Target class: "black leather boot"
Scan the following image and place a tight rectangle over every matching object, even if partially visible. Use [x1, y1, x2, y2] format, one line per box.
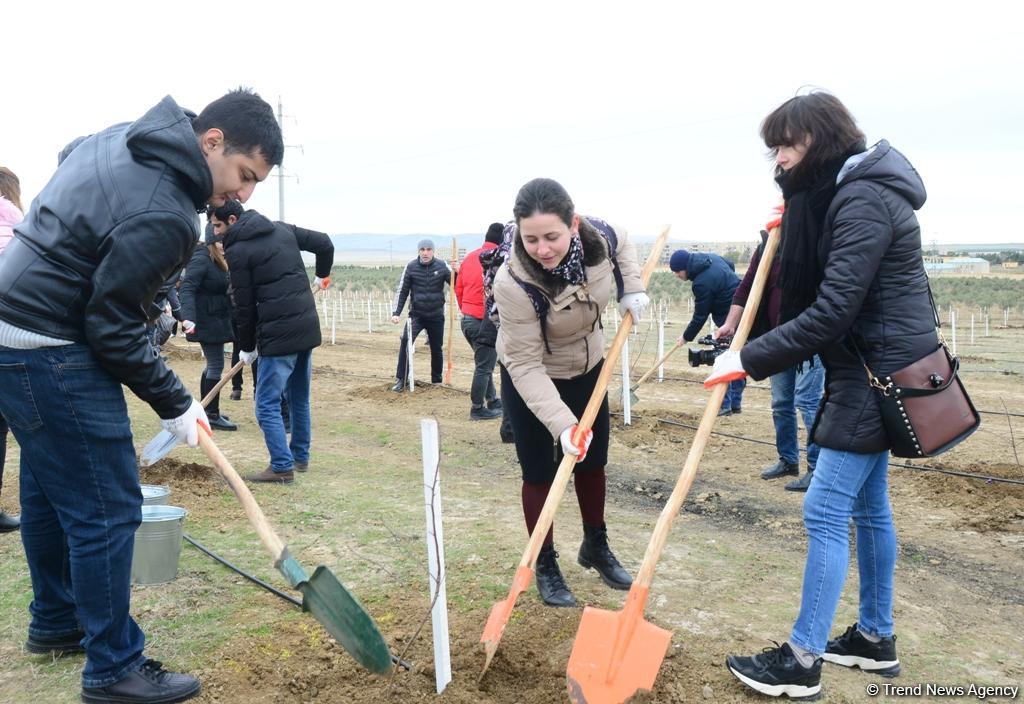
[80, 659, 201, 704]
[0, 510, 20, 533]
[535, 545, 576, 607]
[578, 523, 632, 590]
[202, 376, 237, 431]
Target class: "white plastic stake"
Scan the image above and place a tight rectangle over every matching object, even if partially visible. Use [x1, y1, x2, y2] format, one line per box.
[971, 315, 975, 345]
[420, 418, 452, 694]
[331, 300, 337, 345]
[621, 336, 632, 426]
[367, 299, 373, 333]
[951, 310, 957, 356]
[986, 314, 990, 337]
[406, 318, 415, 392]
[657, 319, 666, 382]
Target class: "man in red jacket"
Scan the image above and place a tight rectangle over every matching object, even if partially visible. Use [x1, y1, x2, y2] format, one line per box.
[455, 223, 504, 420]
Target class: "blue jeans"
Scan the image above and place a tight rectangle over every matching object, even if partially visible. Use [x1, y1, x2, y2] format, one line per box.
[769, 357, 824, 468]
[791, 447, 896, 654]
[722, 378, 746, 412]
[256, 350, 312, 472]
[0, 344, 146, 687]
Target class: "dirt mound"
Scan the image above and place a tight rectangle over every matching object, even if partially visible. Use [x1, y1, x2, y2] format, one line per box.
[893, 462, 1024, 533]
[346, 382, 470, 406]
[138, 457, 229, 520]
[193, 596, 731, 703]
[610, 411, 701, 451]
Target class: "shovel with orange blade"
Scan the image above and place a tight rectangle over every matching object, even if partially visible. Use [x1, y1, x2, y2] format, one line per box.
[566, 226, 781, 703]
[480, 224, 671, 677]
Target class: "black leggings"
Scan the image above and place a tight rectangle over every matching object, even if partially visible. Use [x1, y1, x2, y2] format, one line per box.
[0, 413, 7, 495]
[200, 342, 226, 379]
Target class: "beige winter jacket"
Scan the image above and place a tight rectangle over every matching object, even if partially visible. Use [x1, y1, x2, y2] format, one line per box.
[495, 221, 644, 438]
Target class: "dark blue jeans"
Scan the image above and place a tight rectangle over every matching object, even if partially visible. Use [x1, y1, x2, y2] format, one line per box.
[255, 350, 312, 472]
[769, 356, 825, 468]
[0, 344, 146, 687]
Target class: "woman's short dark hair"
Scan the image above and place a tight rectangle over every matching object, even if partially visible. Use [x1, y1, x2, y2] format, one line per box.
[513, 178, 574, 226]
[194, 87, 284, 166]
[761, 91, 866, 183]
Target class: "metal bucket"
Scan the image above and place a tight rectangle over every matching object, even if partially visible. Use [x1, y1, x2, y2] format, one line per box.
[141, 484, 171, 506]
[131, 505, 187, 585]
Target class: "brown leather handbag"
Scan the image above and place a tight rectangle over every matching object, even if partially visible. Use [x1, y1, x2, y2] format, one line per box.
[861, 342, 981, 457]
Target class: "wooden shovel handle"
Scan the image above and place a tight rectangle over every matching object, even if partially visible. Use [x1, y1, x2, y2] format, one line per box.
[196, 428, 287, 561]
[199, 361, 246, 408]
[634, 226, 781, 589]
[445, 236, 458, 384]
[632, 341, 683, 388]
[519, 225, 672, 569]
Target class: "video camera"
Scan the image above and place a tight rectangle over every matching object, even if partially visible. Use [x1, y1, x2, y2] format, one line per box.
[688, 334, 733, 367]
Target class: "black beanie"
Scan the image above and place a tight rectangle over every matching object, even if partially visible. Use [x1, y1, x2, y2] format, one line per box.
[485, 222, 504, 244]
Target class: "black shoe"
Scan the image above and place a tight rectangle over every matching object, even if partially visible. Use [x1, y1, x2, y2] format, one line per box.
[245, 466, 295, 484]
[81, 659, 201, 704]
[717, 408, 732, 417]
[391, 380, 406, 392]
[785, 470, 814, 492]
[578, 523, 632, 590]
[0, 510, 20, 533]
[229, 388, 242, 401]
[731, 407, 742, 414]
[535, 545, 576, 607]
[487, 398, 502, 411]
[823, 623, 900, 677]
[25, 629, 85, 656]
[207, 414, 237, 432]
[727, 642, 822, 700]
[469, 406, 502, 420]
[761, 459, 800, 480]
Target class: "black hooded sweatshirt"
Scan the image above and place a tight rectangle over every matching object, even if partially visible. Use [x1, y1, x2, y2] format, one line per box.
[0, 96, 211, 418]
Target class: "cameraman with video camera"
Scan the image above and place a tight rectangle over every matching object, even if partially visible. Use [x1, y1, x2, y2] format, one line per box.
[670, 249, 745, 416]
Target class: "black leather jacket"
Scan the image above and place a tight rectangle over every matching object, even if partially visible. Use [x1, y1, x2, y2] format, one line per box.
[0, 96, 211, 418]
[742, 141, 935, 453]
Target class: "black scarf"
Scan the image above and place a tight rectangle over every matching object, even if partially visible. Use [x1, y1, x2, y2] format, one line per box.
[776, 147, 863, 324]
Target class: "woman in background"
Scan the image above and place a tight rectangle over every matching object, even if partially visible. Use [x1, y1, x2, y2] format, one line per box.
[0, 167, 23, 531]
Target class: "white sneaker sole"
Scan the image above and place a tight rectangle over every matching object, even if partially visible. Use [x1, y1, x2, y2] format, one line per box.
[729, 664, 821, 699]
[822, 653, 900, 674]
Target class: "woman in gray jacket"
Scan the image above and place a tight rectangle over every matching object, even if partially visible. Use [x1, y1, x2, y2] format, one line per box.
[493, 178, 649, 607]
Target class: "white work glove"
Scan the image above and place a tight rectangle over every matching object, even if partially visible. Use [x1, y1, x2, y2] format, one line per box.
[559, 424, 594, 462]
[391, 315, 401, 325]
[313, 276, 331, 291]
[703, 350, 747, 388]
[239, 349, 258, 365]
[181, 320, 196, 334]
[160, 398, 210, 448]
[618, 292, 650, 323]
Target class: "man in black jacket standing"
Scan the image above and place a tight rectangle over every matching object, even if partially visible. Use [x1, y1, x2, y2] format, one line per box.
[217, 203, 334, 484]
[390, 239, 451, 391]
[0, 89, 282, 704]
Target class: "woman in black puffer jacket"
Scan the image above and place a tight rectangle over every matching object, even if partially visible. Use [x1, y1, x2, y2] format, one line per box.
[179, 225, 238, 431]
[710, 92, 934, 699]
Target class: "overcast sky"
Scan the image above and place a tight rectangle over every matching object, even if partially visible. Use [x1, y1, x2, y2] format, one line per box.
[4, 1, 1021, 245]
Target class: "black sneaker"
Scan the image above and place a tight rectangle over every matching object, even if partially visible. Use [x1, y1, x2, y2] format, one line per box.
[727, 642, 822, 700]
[785, 471, 814, 492]
[823, 623, 900, 677]
[469, 406, 501, 420]
[761, 460, 800, 480]
[391, 380, 406, 392]
[487, 398, 502, 411]
[81, 659, 200, 704]
[229, 388, 242, 401]
[25, 629, 85, 656]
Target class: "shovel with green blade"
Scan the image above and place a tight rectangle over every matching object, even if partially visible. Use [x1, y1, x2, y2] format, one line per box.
[196, 426, 393, 674]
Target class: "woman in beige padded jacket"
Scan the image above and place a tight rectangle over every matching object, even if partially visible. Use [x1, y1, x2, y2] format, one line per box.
[492, 177, 649, 607]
